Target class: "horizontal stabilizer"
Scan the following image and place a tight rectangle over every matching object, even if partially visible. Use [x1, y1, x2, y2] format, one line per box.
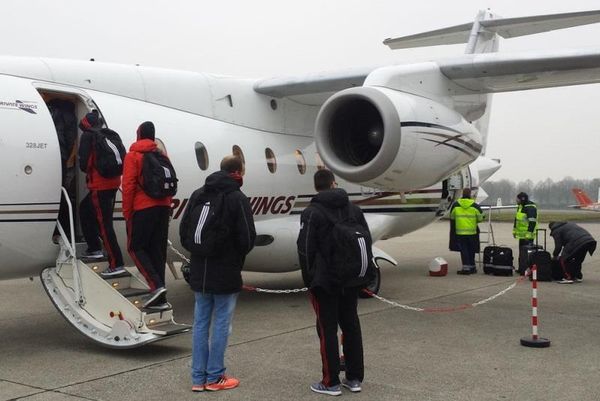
[384, 9, 600, 49]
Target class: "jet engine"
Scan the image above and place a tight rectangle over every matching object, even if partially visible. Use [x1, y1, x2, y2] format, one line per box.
[314, 86, 482, 192]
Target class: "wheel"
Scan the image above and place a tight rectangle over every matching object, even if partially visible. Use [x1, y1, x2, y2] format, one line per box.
[359, 266, 381, 298]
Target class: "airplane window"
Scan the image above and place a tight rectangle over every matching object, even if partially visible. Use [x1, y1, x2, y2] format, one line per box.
[155, 137, 167, 155]
[195, 142, 209, 171]
[315, 152, 326, 170]
[265, 148, 277, 173]
[232, 145, 245, 165]
[295, 150, 306, 175]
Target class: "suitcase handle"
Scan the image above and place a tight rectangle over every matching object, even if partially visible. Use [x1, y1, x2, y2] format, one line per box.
[535, 228, 547, 250]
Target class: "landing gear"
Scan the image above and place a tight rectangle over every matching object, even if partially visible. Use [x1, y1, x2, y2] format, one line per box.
[359, 266, 381, 298]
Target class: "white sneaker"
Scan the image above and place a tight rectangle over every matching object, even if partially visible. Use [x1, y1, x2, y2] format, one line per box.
[557, 278, 574, 284]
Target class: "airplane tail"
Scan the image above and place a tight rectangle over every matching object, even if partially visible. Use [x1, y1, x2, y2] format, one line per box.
[572, 188, 594, 206]
[384, 9, 600, 154]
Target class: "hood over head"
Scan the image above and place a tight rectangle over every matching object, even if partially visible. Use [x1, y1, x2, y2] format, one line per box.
[312, 188, 349, 209]
[204, 170, 241, 193]
[129, 138, 158, 153]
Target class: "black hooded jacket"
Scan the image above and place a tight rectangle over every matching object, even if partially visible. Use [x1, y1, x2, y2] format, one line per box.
[180, 171, 256, 294]
[549, 222, 597, 260]
[297, 188, 371, 292]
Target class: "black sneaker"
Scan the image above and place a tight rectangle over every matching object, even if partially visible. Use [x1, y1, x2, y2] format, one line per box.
[100, 266, 131, 278]
[457, 269, 472, 275]
[143, 287, 167, 308]
[82, 249, 104, 259]
[147, 302, 172, 311]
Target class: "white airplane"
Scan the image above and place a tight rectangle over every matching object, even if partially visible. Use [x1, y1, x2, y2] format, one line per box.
[2, 9, 600, 348]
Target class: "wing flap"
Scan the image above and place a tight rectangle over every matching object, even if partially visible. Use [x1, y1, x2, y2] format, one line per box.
[440, 49, 600, 93]
[253, 67, 371, 98]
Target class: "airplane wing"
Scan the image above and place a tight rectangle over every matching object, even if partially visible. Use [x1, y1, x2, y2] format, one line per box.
[255, 49, 600, 98]
[255, 9, 600, 99]
[438, 49, 600, 93]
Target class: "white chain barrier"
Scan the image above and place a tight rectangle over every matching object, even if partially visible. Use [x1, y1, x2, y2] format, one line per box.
[168, 240, 527, 313]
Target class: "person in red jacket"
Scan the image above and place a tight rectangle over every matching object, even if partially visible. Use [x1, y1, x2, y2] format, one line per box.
[122, 121, 172, 310]
[78, 110, 125, 277]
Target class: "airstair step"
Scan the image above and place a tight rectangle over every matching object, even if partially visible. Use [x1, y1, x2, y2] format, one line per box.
[119, 288, 150, 298]
[146, 321, 191, 336]
[81, 255, 108, 263]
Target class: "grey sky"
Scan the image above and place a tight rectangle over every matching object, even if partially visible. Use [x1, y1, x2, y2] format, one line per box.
[3, 0, 600, 182]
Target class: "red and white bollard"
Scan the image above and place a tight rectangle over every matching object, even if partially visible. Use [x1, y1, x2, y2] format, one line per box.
[520, 264, 551, 348]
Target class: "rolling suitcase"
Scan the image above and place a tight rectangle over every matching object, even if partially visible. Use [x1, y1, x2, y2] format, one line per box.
[525, 229, 553, 282]
[483, 246, 514, 276]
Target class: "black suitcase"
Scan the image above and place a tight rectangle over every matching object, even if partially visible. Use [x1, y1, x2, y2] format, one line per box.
[483, 246, 514, 276]
[529, 250, 553, 281]
[525, 229, 553, 282]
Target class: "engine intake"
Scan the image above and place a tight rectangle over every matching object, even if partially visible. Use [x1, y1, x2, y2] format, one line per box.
[315, 86, 481, 192]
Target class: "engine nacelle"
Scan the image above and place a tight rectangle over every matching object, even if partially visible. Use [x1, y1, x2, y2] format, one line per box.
[314, 87, 482, 192]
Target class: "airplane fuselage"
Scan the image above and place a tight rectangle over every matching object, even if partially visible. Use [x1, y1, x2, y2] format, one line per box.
[0, 59, 474, 280]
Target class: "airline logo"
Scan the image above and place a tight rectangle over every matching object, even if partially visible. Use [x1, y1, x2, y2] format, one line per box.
[0, 100, 38, 114]
[170, 196, 297, 219]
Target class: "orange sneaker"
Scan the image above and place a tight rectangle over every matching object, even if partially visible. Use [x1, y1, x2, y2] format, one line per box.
[191, 384, 205, 392]
[205, 375, 240, 391]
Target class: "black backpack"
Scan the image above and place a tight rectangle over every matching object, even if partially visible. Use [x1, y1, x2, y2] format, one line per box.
[179, 187, 231, 256]
[141, 151, 178, 198]
[314, 204, 375, 287]
[94, 128, 126, 178]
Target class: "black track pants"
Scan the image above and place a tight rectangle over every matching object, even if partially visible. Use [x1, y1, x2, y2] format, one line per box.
[127, 206, 170, 291]
[80, 189, 124, 269]
[309, 287, 364, 387]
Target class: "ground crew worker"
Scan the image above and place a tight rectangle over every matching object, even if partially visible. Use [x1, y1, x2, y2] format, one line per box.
[513, 192, 538, 274]
[449, 188, 483, 275]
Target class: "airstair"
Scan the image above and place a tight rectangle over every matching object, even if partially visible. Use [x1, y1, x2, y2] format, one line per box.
[40, 188, 190, 348]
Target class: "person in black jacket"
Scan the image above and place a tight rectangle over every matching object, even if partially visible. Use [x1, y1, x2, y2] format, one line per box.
[297, 169, 371, 396]
[180, 155, 256, 393]
[549, 221, 597, 283]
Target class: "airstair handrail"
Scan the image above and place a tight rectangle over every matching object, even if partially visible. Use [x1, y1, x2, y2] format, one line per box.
[58, 186, 77, 258]
[56, 187, 85, 305]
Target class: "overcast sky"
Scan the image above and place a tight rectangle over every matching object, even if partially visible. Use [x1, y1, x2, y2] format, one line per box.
[3, 0, 600, 182]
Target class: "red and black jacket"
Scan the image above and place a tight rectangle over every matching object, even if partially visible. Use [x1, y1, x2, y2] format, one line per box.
[121, 139, 172, 220]
[78, 128, 121, 190]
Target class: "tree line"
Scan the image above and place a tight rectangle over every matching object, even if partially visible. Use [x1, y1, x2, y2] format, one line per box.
[480, 178, 600, 209]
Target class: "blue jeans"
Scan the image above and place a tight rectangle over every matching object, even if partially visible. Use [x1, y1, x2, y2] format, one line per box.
[191, 292, 239, 385]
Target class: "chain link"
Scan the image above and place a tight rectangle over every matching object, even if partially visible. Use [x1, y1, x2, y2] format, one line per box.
[167, 240, 307, 293]
[364, 275, 527, 313]
[167, 240, 526, 311]
[244, 285, 309, 294]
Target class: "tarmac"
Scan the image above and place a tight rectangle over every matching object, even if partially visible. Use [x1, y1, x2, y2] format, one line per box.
[1, 221, 600, 401]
